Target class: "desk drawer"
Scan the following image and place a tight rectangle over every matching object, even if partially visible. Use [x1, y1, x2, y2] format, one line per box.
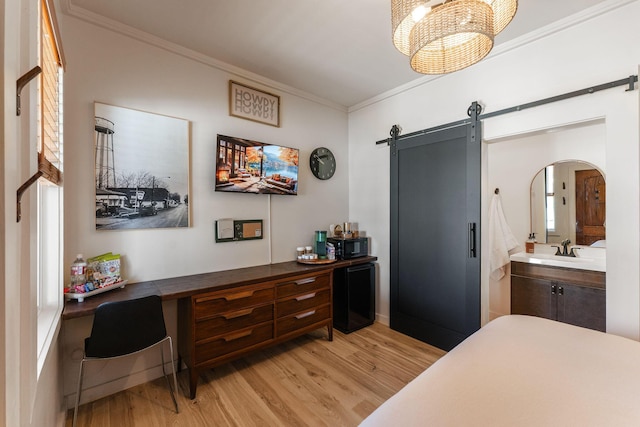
[195, 322, 273, 364]
[277, 288, 330, 318]
[276, 272, 331, 300]
[195, 303, 274, 342]
[194, 284, 274, 320]
[277, 304, 330, 337]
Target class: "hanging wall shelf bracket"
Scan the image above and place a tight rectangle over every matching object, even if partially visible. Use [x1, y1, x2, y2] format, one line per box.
[16, 66, 44, 222]
[17, 170, 43, 222]
[16, 66, 42, 116]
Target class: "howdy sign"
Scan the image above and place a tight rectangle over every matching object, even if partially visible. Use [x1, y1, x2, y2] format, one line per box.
[229, 81, 280, 127]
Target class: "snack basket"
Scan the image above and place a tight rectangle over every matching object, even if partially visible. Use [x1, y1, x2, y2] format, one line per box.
[65, 280, 128, 303]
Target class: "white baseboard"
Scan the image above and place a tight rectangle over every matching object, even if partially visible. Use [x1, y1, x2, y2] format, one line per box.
[376, 313, 390, 326]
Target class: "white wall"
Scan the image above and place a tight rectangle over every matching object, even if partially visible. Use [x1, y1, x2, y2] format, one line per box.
[1, 1, 22, 424]
[349, 0, 640, 338]
[58, 13, 350, 406]
[61, 18, 350, 280]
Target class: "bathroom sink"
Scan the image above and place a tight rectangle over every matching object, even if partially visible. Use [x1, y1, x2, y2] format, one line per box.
[510, 251, 605, 272]
[526, 253, 594, 263]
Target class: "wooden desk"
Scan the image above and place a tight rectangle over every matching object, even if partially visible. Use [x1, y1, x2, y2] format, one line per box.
[62, 257, 377, 398]
[62, 257, 376, 319]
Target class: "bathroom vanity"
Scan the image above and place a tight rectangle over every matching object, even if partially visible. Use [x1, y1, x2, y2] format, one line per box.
[510, 254, 605, 332]
[509, 158, 607, 332]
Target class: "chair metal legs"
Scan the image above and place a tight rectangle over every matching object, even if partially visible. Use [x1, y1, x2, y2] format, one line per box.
[72, 337, 179, 426]
[161, 336, 180, 413]
[72, 358, 86, 427]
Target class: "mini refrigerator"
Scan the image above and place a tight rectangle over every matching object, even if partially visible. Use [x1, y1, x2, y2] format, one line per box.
[333, 263, 375, 333]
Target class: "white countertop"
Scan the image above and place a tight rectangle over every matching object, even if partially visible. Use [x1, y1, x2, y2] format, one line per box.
[510, 245, 606, 272]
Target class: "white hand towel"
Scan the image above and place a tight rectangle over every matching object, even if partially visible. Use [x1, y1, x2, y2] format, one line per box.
[489, 193, 519, 280]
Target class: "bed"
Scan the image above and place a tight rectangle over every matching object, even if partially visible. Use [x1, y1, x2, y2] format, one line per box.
[361, 315, 640, 426]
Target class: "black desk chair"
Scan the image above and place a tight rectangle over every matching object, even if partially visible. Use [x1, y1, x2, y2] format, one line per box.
[72, 295, 179, 427]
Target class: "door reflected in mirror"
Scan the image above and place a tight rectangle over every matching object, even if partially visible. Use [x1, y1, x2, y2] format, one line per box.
[530, 160, 605, 246]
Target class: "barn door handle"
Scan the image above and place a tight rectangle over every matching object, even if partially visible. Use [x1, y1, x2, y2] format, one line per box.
[468, 222, 477, 258]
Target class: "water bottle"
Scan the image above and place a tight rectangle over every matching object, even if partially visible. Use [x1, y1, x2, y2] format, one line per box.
[70, 254, 87, 287]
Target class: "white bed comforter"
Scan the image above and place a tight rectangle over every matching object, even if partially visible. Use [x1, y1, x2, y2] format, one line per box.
[361, 315, 640, 426]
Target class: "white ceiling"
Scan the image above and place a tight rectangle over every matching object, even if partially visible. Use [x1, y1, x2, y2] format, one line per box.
[62, 0, 610, 108]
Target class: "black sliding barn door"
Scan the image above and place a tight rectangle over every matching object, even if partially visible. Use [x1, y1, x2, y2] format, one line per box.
[390, 122, 480, 351]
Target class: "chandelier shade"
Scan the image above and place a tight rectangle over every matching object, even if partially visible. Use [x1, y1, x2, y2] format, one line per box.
[482, 0, 518, 35]
[410, 0, 494, 74]
[391, 0, 517, 74]
[391, 0, 429, 56]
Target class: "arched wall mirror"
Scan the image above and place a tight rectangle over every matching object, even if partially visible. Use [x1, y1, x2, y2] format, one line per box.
[530, 160, 606, 246]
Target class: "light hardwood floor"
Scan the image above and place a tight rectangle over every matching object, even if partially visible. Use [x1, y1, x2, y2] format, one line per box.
[67, 322, 445, 427]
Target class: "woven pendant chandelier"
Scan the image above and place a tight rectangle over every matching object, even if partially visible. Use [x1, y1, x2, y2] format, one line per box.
[391, 0, 518, 74]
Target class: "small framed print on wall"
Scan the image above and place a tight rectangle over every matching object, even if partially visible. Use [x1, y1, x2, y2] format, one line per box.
[229, 80, 280, 127]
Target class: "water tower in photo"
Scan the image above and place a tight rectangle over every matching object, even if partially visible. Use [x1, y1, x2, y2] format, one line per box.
[95, 117, 116, 189]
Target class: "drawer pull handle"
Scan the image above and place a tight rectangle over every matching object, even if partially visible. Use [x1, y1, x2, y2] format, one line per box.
[295, 310, 316, 320]
[223, 329, 253, 342]
[225, 290, 255, 301]
[294, 277, 316, 286]
[296, 293, 317, 301]
[222, 308, 255, 319]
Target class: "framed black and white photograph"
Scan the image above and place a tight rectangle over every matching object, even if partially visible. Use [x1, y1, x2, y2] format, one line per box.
[94, 102, 190, 230]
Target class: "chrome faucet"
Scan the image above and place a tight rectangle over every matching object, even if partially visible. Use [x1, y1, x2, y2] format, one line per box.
[553, 239, 578, 257]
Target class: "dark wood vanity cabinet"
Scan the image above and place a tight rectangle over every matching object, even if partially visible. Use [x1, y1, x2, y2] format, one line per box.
[511, 261, 605, 332]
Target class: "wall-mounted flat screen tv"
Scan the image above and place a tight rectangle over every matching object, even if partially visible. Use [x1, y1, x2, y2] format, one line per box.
[215, 134, 299, 195]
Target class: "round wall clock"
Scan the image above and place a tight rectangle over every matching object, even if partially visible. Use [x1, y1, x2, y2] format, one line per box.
[310, 147, 336, 180]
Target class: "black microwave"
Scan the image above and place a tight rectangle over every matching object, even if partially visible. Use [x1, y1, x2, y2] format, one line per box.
[327, 237, 368, 259]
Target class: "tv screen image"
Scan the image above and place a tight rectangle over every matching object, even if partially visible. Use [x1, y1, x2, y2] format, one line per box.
[215, 134, 299, 195]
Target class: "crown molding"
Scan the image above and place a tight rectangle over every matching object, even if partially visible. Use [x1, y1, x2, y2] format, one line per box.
[58, 0, 347, 113]
[58, 0, 636, 113]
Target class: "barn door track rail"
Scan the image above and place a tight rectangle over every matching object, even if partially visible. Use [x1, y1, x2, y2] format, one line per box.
[376, 74, 638, 146]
